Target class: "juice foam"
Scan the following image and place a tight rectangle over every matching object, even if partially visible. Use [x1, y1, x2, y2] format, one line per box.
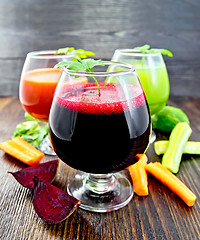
[56, 83, 146, 115]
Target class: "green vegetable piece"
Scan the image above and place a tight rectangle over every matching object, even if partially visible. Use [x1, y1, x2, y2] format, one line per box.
[55, 47, 95, 59]
[12, 121, 39, 137]
[55, 58, 105, 96]
[21, 124, 48, 148]
[161, 122, 192, 173]
[12, 113, 49, 148]
[151, 106, 190, 132]
[155, 140, 200, 155]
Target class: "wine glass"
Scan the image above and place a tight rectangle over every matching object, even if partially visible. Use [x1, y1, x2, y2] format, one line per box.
[111, 49, 170, 142]
[49, 61, 151, 212]
[19, 50, 75, 155]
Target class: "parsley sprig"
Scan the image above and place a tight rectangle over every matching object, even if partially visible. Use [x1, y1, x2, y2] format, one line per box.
[55, 47, 95, 59]
[133, 44, 173, 57]
[55, 58, 105, 96]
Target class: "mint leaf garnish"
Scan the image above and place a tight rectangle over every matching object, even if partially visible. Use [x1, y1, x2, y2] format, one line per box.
[55, 47, 95, 59]
[133, 44, 173, 57]
[55, 58, 104, 96]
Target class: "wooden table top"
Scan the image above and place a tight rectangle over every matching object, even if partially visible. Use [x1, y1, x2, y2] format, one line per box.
[0, 96, 199, 240]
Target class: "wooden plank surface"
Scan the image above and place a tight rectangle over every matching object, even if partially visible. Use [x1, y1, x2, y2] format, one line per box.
[0, 0, 200, 97]
[0, 96, 199, 240]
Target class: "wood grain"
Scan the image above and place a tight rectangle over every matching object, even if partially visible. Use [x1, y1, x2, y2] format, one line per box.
[0, 96, 199, 240]
[0, 0, 200, 97]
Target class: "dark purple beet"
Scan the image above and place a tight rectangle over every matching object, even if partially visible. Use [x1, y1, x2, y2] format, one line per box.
[33, 177, 81, 224]
[9, 160, 59, 189]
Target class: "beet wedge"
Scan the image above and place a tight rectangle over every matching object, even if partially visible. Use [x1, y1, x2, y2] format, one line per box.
[9, 159, 59, 189]
[33, 177, 81, 224]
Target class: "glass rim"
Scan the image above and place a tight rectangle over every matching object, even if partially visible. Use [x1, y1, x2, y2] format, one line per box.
[114, 49, 162, 57]
[26, 50, 75, 59]
[63, 61, 136, 77]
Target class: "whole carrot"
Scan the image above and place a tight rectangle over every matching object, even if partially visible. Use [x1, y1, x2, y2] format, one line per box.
[145, 162, 196, 207]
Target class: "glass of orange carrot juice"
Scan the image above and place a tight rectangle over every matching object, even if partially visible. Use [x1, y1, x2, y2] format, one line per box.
[19, 50, 79, 155]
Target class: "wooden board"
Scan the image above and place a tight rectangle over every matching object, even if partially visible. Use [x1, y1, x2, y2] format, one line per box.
[0, 96, 199, 239]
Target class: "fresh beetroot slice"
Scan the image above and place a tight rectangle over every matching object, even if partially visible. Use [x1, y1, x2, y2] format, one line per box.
[9, 160, 59, 189]
[33, 177, 81, 224]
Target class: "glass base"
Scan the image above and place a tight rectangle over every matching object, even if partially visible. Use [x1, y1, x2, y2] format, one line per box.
[67, 172, 133, 213]
[38, 135, 56, 156]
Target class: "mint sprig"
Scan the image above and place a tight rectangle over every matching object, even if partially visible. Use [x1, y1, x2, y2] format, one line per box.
[133, 44, 173, 57]
[55, 47, 95, 59]
[55, 58, 105, 96]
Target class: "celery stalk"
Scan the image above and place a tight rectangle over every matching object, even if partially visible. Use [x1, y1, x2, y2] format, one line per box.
[161, 122, 192, 173]
[155, 141, 200, 155]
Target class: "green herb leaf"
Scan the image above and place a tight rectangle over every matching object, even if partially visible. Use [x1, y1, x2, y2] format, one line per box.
[12, 114, 48, 148]
[55, 47, 95, 59]
[55, 60, 86, 72]
[55, 47, 75, 55]
[133, 44, 173, 57]
[54, 58, 104, 96]
[54, 58, 105, 72]
[73, 58, 104, 72]
[75, 49, 95, 59]
[133, 44, 150, 53]
[148, 48, 173, 57]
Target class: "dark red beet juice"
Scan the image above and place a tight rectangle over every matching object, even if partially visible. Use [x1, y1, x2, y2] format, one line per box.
[49, 83, 151, 173]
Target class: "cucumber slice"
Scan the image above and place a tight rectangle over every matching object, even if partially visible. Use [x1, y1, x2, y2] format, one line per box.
[161, 122, 192, 173]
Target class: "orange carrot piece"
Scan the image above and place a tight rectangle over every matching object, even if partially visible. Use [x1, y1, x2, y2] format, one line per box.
[128, 154, 149, 196]
[145, 162, 196, 207]
[0, 136, 44, 165]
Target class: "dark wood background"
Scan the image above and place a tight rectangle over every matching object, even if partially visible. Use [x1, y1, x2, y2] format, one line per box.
[0, 0, 200, 97]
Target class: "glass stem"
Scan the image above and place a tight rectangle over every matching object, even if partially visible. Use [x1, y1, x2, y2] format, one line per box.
[86, 174, 117, 194]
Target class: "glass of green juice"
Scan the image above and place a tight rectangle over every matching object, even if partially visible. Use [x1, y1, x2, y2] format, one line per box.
[111, 49, 170, 142]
